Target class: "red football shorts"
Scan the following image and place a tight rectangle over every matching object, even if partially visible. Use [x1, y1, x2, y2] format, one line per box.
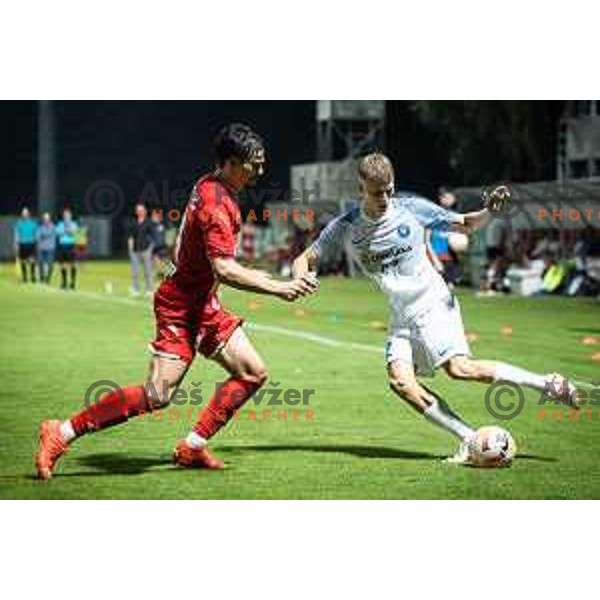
[150, 280, 242, 365]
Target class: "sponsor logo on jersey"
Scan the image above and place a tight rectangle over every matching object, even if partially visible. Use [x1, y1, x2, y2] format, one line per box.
[397, 225, 410, 238]
[359, 244, 413, 273]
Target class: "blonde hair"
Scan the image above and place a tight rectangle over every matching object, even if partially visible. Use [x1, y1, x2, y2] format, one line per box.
[358, 152, 394, 183]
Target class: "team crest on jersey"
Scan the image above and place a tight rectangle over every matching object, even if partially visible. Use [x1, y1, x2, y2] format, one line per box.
[397, 225, 410, 238]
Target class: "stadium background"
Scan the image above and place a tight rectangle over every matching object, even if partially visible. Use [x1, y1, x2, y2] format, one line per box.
[2, 101, 598, 273]
[0, 101, 569, 248]
[2, 100, 600, 499]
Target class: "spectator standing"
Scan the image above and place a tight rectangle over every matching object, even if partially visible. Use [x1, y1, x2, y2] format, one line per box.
[128, 202, 154, 296]
[56, 208, 79, 290]
[36, 212, 57, 284]
[14, 207, 38, 283]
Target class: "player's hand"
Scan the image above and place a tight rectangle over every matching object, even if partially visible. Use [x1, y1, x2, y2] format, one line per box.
[482, 184, 511, 214]
[275, 280, 304, 302]
[301, 272, 320, 291]
[275, 276, 318, 302]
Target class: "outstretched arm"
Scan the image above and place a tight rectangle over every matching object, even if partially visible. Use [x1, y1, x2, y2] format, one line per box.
[211, 256, 318, 302]
[292, 213, 349, 279]
[451, 185, 512, 233]
[292, 246, 319, 279]
[451, 209, 492, 233]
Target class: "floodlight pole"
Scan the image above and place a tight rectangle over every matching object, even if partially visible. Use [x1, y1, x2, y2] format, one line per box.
[37, 100, 56, 215]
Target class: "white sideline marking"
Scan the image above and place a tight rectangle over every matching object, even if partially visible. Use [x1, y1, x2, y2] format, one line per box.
[17, 283, 599, 384]
[33, 285, 384, 355]
[246, 323, 382, 354]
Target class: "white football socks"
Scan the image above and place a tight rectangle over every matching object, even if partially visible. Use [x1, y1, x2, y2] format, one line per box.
[424, 399, 475, 441]
[185, 431, 207, 449]
[494, 362, 547, 391]
[60, 420, 76, 443]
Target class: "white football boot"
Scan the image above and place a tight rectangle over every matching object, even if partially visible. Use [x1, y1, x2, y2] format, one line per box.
[545, 373, 580, 409]
[444, 437, 473, 465]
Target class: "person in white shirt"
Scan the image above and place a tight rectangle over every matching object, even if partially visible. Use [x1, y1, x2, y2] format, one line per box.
[292, 152, 578, 463]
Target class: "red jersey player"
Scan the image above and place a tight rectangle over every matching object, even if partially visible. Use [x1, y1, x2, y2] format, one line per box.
[36, 123, 318, 479]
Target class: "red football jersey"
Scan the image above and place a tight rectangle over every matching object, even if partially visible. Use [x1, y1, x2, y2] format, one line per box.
[170, 173, 242, 292]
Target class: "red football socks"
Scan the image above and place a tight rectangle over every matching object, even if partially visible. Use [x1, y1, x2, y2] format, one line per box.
[193, 378, 259, 440]
[68, 378, 259, 440]
[70, 385, 149, 436]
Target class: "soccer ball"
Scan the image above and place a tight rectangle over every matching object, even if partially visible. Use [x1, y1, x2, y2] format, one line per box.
[468, 426, 517, 468]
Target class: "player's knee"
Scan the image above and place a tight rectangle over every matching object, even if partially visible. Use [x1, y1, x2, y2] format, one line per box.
[389, 375, 420, 403]
[145, 386, 172, 410]
[446, 357, 477, 381]
[239, 365, 269, 388]
[144, 378, 178, 410]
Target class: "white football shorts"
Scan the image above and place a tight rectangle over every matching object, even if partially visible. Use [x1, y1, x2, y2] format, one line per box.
[385, 294, 470, 377]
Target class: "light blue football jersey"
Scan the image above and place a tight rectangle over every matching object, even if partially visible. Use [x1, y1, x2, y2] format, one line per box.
[312, 194, 462, 322]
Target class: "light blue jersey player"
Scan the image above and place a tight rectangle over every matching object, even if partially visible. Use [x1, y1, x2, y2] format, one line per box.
[312, 192, 467, 377]
[293, 153, 579, 464]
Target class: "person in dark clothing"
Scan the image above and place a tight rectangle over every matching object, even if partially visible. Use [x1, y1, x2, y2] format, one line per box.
[128, 202, 155, 296]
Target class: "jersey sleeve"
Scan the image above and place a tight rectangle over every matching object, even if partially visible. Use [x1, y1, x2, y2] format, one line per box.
[311, 213, 350, 264]
[408, 196, 462, 229]
[197, 198, 237, 259]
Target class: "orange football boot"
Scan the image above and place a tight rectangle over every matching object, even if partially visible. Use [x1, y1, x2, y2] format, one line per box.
[36, 420, 69, 480]
[172, 440, 225, 470]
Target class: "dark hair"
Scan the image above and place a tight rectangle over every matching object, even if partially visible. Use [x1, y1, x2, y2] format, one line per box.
[213, 123, 264, 166]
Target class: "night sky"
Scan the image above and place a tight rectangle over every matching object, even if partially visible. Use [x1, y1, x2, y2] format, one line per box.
[1, 101, 317, 216]
[1, 100, 562, 218]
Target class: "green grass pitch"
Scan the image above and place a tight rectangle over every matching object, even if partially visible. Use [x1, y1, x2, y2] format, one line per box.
[1, 260, 600, 499]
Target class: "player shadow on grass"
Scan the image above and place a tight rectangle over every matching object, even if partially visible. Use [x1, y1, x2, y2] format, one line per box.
[218, 444, 444, 460]
[570, 327, 600, 336]
[510, 454, 556, 462]
[24, 454, 170, 479]
[26, 447, 555, 480]
[40, 447, 440, 478]
[218, 444, 557, 463]
[63, 453, 173, 476]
